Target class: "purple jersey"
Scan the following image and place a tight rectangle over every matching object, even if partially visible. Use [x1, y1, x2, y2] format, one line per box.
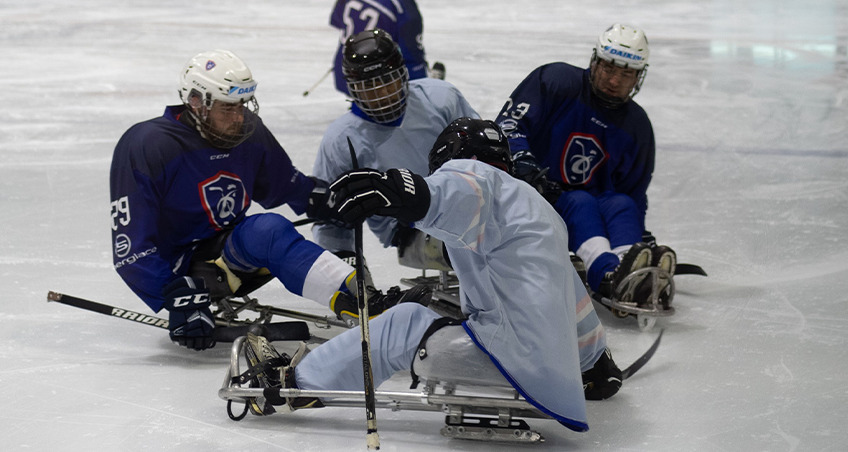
[496, 62, 655, 227]
[109, 105, 313, 311]
[330, 0, 428, 95]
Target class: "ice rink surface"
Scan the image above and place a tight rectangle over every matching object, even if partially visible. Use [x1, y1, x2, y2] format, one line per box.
[2, 0, 847, 450]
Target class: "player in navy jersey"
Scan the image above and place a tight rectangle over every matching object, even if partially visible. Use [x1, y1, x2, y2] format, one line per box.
[109, 50, 429, 351]
[496, 24, 676, 304]
[329, 0, 438, 96]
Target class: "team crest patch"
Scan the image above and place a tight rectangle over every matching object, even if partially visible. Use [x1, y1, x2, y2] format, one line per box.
[206, 60, 216, 71]
[199, 171, 248, 230]
[559, 133, 607, 185]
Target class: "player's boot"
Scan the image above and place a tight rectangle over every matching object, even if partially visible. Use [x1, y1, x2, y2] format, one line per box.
[331, 280, 433, 327]
[651, 245, 676, 307]
[279, 342, 324, 411]
[570, 253, 588, 286]
[599, 242, 652, 301]
[582, 348, 623, 400]
[242, 333, 289, 415]
[430, 61, 446, 80]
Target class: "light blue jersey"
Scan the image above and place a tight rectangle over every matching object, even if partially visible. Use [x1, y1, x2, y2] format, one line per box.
[312, 78, 479, 252]
[415, 159, 606, 431]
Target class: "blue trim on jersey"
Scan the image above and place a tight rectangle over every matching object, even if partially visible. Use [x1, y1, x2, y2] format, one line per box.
[461, 322, 590, 432]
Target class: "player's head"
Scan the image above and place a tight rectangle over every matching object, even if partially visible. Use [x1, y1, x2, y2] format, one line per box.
[342, 29, 409, 124]
[178, 49, 259, 149]
[429, 118, 514, 175]
[589, 24, 649, 108]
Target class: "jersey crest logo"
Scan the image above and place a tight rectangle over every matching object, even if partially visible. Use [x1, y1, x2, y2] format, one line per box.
[559, 133, 607, 185]
[199, 171, 249, 230]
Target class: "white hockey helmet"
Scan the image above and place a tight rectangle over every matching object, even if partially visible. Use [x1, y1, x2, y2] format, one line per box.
[590, 24, 649, 107]
[179, 49, 258, 106]
[178, 50, 259, 148]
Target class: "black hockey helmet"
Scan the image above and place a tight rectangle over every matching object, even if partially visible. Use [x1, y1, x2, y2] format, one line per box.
[342, 29, 405, 81]
[428, 118, 514, 175]
[342, 29, 409, 124]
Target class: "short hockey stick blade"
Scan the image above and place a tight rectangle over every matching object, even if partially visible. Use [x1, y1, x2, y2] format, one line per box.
[213, 322, 311, 343]
[675, 263, 707, 277]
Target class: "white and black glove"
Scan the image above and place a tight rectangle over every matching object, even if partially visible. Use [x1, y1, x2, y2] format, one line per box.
[162, 276, 216, 351]
[330, 168, 430, 225]
[306, 176, 352, 228]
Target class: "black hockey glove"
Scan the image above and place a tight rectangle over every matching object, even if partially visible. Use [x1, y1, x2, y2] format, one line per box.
[306, 177, 352, 228]
[162, 276, 216, 351]
[582, 348, 622, 400]
[330, 168, 430, 225]
[513, 150, 564, 204]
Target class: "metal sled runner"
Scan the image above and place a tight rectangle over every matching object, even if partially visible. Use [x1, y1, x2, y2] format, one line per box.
[218, 336, 550, 443]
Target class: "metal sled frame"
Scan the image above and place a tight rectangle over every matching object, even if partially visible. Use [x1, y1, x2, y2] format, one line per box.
[400, 270, 463, 319]
[219, 336, 549, 443]
[213, 294, 350, 330]
[592, 267, 675, 331]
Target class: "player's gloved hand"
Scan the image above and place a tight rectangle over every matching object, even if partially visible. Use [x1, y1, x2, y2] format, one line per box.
[306, 176, 352, 228]
[513, 150, 564, 204]
[582, 348, 622, 400]
[162, 276, 216, 351]
[330, 168, 430, 224]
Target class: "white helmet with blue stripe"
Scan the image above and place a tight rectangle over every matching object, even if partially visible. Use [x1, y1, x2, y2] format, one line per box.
[178, 50, 259, 148]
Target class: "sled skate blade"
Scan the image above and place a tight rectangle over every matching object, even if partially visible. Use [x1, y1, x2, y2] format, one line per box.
[441, 415, 544, 443]
[593, 268, 675, 331]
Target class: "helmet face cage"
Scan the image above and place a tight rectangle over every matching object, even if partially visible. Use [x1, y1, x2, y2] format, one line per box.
[589, 24, 649, 107]
[429, 118, 513, 175]
[346, 66, 409, 124]
[178, 50, 260, 149]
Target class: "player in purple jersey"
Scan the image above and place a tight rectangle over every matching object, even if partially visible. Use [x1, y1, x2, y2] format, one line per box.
[496, 24, 676, 305]
[329, 0, 442, 96]
[109, 50, 429, 351]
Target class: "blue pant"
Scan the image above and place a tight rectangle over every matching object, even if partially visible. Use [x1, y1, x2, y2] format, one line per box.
[554, 191, 643, 290]
[223, 213, 327, 297]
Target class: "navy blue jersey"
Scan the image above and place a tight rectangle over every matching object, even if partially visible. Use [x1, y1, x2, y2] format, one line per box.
[496, 62, 655, 225]
[109, 105, 313, 311]
[330, 0, 428, 95]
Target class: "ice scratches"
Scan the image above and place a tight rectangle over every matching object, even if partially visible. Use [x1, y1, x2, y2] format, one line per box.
[0, 257, 110, 268]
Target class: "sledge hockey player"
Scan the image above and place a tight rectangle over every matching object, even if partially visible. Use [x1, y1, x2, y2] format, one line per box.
[109, 50, 430, 351]
[329, 0, 443, 97]
[242, 118, 623, 427]
[313, 29, 478, 274]
[495, 24, 676, 310]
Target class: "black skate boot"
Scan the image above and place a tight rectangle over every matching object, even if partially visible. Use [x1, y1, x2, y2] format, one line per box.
[430, 61, 446, 80]
[570, 253, 588, 286]
[242, 333, 289, 416]
[582, 348, 623, 400]
[599, 242, 652, 302]
[277, 342, 324, 411]
[331, 283, 433, 327]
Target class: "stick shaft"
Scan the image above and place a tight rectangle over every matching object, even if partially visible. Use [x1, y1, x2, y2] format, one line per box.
[347, 137, 380, 449]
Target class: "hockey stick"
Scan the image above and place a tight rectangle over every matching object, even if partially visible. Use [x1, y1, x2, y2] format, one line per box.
[621, 329, 664, 380]
[675, 263, 707, 277]
[46, 291, 311, 343]
[347, 137, 381, 450]
[303, 67, 333, 97]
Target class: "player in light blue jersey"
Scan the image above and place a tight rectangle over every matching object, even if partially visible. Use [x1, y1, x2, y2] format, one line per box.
[496, 24, 676, 305]
[241, 118, 622, 428]
[313, 29, 478, 266]
[109, 50, 430, 351]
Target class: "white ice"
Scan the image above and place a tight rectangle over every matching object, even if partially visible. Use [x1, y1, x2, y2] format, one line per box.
[2, 0, 847, 450]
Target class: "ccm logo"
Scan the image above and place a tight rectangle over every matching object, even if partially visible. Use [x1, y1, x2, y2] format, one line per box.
[171, 293, 210, 308]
